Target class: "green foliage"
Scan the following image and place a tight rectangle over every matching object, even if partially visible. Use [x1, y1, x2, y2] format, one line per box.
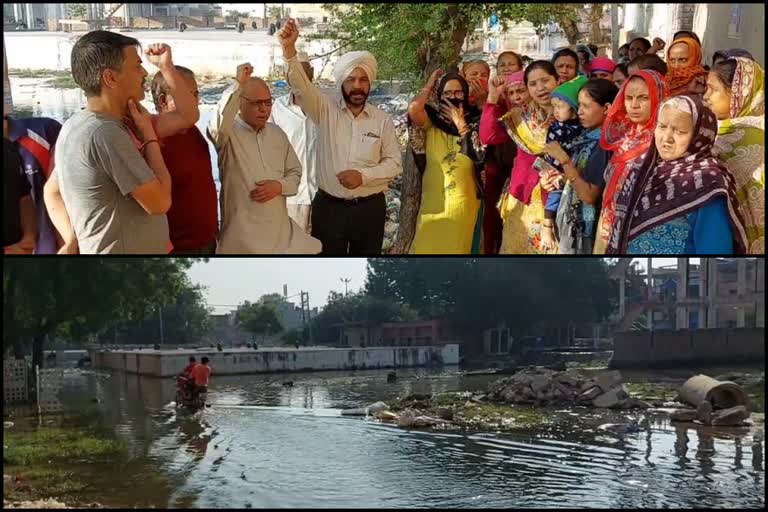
[67, 4, 88, 19]
[3, 258, 205, 366]
[313, 3, 584, 81]
[267, 6, 283, 18]
[280, 328, 303, 345]
[311, 291, 418, 343]
[4, 427, 125, 466]
[365, 258, 616, 334]
[236, 301, 283, 341]
[103, 285, 212, 345]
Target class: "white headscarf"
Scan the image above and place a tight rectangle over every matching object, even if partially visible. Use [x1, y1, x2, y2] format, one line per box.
[333, 51, 378, 85]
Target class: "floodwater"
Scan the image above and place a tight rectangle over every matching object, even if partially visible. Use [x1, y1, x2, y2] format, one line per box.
[43, 366, 766, 508]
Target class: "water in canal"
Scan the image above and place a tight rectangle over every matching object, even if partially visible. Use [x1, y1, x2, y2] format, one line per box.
[49, 367, 764, 508]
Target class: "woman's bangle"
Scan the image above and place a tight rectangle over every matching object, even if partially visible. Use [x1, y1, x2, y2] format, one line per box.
[140, 139, 159, 153]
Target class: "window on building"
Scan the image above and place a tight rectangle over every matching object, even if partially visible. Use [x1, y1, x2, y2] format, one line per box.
[500, 329, 509, 353]
[323, 16, 328, 23]
[728, 4, 743, 38]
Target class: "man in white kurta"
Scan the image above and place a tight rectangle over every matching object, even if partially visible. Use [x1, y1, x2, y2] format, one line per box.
[269, 52, 318, 233]
[207, 64, 321, 254]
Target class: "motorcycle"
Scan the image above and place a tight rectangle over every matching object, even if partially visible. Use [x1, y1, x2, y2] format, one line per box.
[175, 376, 207, 410]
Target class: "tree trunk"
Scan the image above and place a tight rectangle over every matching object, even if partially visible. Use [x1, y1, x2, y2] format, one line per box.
[393, 149, 421, 254]
[561, 19, 581, 44]
[4, 265, 26, 359]
[589, 4, 604, 45]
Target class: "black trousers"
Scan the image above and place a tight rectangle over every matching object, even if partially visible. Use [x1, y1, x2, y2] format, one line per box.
[311, 189, 386, 255]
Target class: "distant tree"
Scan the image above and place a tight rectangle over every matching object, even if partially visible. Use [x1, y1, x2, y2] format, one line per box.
[237, 301, 283, 342]
[311, 292, 417, 343]
[227, 9, 251, 20]
[280, 328, 303, 345]
[105, 285, 213, 346]
[68, 4, 88, 20]
[366, 258, 616, 336]
[267, 6, 283, 18]
[3, 258, 204, 370]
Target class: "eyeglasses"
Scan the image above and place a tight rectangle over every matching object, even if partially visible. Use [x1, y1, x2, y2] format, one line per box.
[442, 91, 465, 99]
[241, 96, 273, 108]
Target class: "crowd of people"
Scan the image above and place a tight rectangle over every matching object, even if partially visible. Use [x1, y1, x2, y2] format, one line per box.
[3, 21, 764, 255]
[407, 31, 764, 255]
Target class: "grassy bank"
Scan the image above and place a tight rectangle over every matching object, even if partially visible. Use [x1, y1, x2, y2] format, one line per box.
[8, 69, 80, 89]
[3, 425, 125, 506]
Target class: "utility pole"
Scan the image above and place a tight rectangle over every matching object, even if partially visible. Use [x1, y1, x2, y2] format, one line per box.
[299, 291, 314, 345]
[158, 304, 164, 346]
[340, 277, 351, 297]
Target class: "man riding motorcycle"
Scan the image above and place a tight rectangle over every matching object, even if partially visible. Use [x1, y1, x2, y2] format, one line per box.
[189, 356, 211, 402]
[176, 356, 197, 401]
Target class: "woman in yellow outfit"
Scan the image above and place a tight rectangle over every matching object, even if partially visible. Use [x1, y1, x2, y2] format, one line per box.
[479, 61, 559, 254]
[407, 70, 484, 254]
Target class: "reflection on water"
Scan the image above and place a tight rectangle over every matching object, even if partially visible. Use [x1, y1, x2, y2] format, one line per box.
[54, 368, 765, 508]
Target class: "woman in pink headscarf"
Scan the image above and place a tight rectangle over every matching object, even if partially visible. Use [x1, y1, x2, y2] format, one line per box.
[481, 70, 529, 254]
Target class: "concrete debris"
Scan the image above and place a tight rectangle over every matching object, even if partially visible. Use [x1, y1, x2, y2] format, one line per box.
[396, 409, 416, 428]
[697, 401, 713, 425]
[3, 421, 14, 429]
[711, 405, 751, 427]
[679, 374, 750, 411]
[366, 402, 389, 415]
[580, 386, 602, 401]
[594, 371, 623, 393]
[487, 368, 650, 409]
[374, 410, 399, 422]
[670, 409, 699, 422]
[341, 401, 389, 416]
[593, 387, 629, 409]
[435, 407, 454, 421]
[340, 407, 367, 416]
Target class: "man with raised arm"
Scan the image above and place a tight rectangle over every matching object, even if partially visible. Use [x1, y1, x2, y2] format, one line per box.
[277, 19, 402, 255]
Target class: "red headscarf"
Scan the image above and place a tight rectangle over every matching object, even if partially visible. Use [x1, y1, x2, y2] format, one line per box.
[666, 37, 707, 96]
[594, 70, 668, 254]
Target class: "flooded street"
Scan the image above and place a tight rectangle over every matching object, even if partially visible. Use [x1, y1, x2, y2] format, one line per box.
[40, 367, 766, 508]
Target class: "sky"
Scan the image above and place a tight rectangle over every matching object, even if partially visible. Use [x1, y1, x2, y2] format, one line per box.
[187, 258, 369, 313]
[187, 258, 684, 314]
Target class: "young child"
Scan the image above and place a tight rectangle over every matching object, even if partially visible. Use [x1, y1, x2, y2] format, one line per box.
[540, 76, 587, 251]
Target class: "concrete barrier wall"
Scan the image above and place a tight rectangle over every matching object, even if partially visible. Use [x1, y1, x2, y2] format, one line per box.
[652, 330, 694, 363]
[93, 345, 460, 377]
[730, 328, 765, 357]
[611, 331, 652, 367]
[693, 328, 730, 359]
[611, 328, 765, 368]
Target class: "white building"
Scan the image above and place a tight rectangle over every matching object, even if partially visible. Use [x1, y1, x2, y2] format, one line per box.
[620, 3, 764, 66]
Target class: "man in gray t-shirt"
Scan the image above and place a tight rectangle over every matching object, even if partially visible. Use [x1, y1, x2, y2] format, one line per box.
[44, 31, 177, 255]
[54, 110, 169, 254]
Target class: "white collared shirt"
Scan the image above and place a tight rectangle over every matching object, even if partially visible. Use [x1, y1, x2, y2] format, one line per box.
[269, 93, 319, 206]
[285, 55, 402, 199]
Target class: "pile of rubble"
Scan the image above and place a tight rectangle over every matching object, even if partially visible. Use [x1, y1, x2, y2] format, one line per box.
[341, 400, 454, 429]
[487, 368, 651, 410]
